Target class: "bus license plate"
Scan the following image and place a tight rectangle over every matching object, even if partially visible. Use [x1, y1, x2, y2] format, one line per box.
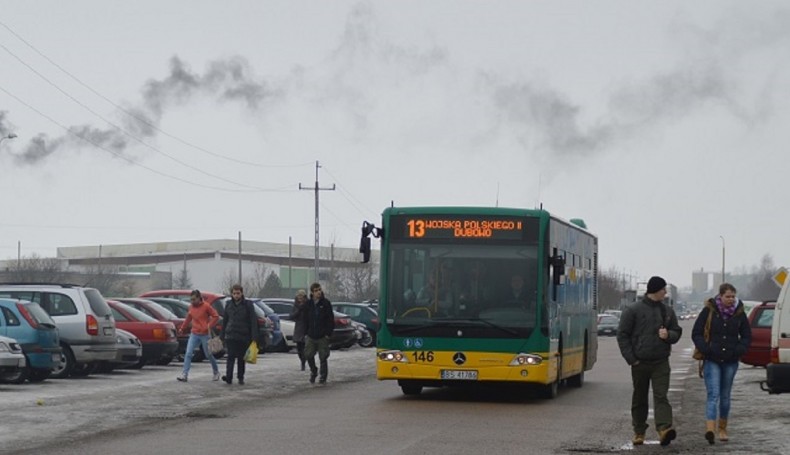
[441, 370, 478, 380]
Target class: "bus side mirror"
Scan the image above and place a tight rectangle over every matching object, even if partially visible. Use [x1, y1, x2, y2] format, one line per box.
[360, 236, 371, 263]
[359, 221, 382, 264]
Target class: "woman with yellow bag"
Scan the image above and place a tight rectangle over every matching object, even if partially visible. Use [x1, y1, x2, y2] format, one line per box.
[221, 284, 259, 385]
[691, 283, 751, 445]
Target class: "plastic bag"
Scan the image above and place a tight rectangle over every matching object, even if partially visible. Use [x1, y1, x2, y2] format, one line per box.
[244, 341, 258, 364]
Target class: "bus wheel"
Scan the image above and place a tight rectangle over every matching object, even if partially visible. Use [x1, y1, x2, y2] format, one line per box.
[567, 339, 586, 388]
[542, 355, 561, 399]
[567, 370, 584, 388]
[400, 383, 423, 396]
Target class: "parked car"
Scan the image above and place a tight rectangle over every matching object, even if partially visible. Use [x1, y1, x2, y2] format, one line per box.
[0, 284, 117, 378]
[742, 301, 775, 367]
[597, 314, 619, 336]
[331, 311, 357, 349]
[139, 290, 226, 311]
[350, 320, 373, 347]
[0, 298, 61, 383]
[0, 335, 26, 380]
[106, 300, 179, 367]
[216, 297, 273, 352]
[250, 299, 286, 352]
[261, 298, 294, 320]
[261, 299, 355, 349]
[144, 296, 226, 361]
[97, 328, 143, 373]
[111, 298, 187, 363]
[332, 302, 379, 344]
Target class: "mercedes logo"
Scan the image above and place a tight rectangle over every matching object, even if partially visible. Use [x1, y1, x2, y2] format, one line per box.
[453, 352, 466, 365]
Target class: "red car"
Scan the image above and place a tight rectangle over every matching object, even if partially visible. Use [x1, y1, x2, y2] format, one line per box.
[111, 297, 189, 363]
[742, 301, 775, 367]
[106, 300, 179, 367]
[139, 290, 226, 312]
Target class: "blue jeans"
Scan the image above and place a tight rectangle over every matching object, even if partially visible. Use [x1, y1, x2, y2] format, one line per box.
[703, 360, 739, 420]
[182, 333, 219, 376]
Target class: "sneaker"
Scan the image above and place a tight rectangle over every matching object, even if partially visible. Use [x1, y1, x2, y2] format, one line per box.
[309, 373, 317, 384]
[212, 372, 220, 381]
[176, 375, 188, 382]
[221, 375, 232, 384]
[632, 434, 645, 446]
[659, 427, 676, 446]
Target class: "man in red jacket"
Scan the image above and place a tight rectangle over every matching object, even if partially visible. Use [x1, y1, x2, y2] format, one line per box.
[177, 290, 221, 382]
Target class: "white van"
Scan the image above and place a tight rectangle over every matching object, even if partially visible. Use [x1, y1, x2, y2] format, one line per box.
[761, 275, 790, 393]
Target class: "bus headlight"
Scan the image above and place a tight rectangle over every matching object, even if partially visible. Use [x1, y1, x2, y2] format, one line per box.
[378, 350, 409, 363]
[509, 353, 543, 366]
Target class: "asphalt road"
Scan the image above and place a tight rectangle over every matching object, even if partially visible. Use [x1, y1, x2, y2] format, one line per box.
[2, 320, 788, 454]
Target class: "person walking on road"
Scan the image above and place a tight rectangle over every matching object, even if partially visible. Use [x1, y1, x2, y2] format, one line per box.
[302, 282, 334, 384]
[177, 290, 221, 382]
[617, 276, 683, 447]
[221, 284, 258, 385]
[290, 289, 309, 371]
[692, 282, 751, 445]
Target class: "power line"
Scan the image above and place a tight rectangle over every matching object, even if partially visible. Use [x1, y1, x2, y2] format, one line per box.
[0, 84, 293, 193]
[0, 43, 289, 192]
[321, 165, 378, 218]
[0, 20, 312, 170]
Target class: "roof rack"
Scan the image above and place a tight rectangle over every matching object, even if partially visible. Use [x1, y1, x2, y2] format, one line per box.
[0, 282, 84, 288]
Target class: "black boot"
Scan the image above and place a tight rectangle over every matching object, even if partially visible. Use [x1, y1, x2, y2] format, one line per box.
[300, 359, 306, 371]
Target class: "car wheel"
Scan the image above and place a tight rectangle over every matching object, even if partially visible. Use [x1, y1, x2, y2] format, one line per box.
[127, 360, 145, 369]
[70, 362, 98, 377]
[50, 345, 76, 379]
[1, 365, 30, 384]
[155, 356, 173, 366]
[27, 368, 51, 383]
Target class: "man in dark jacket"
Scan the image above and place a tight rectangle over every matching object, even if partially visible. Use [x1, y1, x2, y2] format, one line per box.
[617, 276, 682, 447]
[302, 282, 334, 384]
[220, 284, 258, 385]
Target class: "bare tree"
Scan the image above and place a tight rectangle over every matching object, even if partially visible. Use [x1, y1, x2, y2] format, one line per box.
[334, 261, 379, 302]
[82, 264, 125, 296]
[2, 254, 68, 284]
[598, 266, 624, 311]
[216, 263, 269, 297]
[745, 254, 781, 301]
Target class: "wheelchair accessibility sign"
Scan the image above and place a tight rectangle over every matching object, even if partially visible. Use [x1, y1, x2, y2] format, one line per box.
[403, 338, 424, 349]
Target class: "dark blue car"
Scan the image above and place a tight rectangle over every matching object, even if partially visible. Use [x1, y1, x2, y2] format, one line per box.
[0, 298, 61, 383]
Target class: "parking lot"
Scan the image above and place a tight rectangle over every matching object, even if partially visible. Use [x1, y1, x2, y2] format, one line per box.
[0, 347, 374, 454]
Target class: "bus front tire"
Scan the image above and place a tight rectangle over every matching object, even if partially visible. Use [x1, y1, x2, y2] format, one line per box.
[400, 383, 423, 396]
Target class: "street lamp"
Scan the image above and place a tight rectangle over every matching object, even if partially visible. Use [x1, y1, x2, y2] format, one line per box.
[719, 235, 726, 284]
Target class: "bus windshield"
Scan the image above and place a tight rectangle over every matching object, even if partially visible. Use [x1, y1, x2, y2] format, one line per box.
[387, 243, 540, 334]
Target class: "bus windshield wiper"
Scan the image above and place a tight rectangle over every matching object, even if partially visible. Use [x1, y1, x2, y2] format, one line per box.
[466, 318, 519, 336]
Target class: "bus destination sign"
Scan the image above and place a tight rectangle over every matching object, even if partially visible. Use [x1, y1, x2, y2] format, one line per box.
[390, 215, 534, 241]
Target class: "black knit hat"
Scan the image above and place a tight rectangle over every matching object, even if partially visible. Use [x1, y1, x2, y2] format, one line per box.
[647, 276, 667, 294]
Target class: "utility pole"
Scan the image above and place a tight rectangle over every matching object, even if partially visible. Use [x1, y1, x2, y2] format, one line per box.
[238, 231, 243, 284]
[299, 161, 335, 282]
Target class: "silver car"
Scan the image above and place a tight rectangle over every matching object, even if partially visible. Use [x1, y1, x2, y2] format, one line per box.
[0, 335, 26, 378]
[0, 285, 116, 378]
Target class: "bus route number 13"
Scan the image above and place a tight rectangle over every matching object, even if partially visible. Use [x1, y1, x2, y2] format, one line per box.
[407, 219, 426, 238]
[412, 351, 434, 362]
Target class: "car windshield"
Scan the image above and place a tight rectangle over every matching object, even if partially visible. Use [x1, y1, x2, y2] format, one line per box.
[153, 299, 189, 318]
[115, 302, 159, 322]
[24, 302, 57, 326]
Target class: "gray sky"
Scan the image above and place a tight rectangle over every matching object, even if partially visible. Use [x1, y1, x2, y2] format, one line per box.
[1, 0, 788, 288]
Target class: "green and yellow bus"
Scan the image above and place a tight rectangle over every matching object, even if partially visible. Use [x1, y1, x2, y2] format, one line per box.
[360, 206, 598, 398]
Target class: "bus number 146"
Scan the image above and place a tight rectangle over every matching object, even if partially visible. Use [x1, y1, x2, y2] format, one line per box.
[412, 351, 434, 362]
